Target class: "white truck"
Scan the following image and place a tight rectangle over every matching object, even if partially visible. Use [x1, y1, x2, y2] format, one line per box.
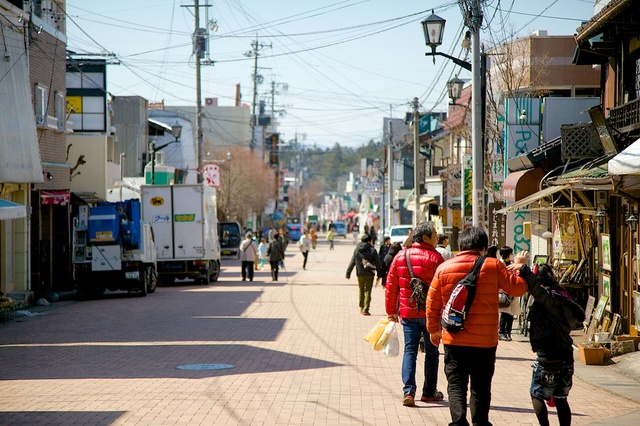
[141, 184, 221, 285]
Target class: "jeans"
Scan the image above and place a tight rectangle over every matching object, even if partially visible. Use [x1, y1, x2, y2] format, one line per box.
[444, 344, 497, 426]
[302, 250, 309, 269]
[241, 261, 254, 281]
[357, 275, 374, 313]
[401, 317, 440, 397]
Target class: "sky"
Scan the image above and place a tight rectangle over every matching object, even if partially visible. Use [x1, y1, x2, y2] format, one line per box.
[65, 0, 597, 148]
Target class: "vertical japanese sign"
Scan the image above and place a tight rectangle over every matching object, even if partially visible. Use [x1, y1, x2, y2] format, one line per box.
[488, 202, 506, 247]
[462, 155, 473, 220]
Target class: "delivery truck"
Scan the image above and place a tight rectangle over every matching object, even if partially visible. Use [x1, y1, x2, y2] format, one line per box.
[141, 184, 221, 284]
[72, 199, 157, 298]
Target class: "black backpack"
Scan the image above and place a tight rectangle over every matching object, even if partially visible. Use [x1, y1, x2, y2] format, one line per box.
[441, 256, 486, 333]
[405, 249, 429, 312]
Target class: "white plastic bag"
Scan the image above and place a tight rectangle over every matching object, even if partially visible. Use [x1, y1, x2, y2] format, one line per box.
[375, 320, 396, 351]
[382, 323, 400, 357]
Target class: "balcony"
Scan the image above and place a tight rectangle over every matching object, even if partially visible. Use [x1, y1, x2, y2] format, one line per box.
[609, 98, 640, 135]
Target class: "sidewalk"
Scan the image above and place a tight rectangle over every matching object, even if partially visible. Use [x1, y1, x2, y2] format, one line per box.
[1, 237, 639, 425]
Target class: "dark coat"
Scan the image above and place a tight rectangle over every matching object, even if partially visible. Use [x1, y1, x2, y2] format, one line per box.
[346, 242, 382, 279]
[523, 273, 586, 361]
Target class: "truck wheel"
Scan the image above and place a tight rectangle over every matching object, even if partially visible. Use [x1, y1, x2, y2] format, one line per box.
[138, 268, 148, 297]
[147, 266, 157, 294]
[210, 260, 220, 282]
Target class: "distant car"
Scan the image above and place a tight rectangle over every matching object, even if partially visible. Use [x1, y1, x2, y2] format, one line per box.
[332, 221, 347, 238]
[218, 222, 242, 257]
[286, 223, 304, 242]
[389, 225, 413, 245]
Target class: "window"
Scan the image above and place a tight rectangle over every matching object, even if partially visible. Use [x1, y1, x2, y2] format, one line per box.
[35, 84, 47, 125]
[55, 91, 66, 129]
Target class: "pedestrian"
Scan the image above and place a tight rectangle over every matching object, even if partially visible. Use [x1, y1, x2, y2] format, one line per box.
[378, 236, 391, 285]
[403, 229, 413, 248]
[268, 226, 277, 242]
[257, 237, 268, 270]
[486, 245, 498, 258]
[309, 226, 318, 250]
[351, 221, 360, 245]
[298, 229, 312, 270]
[369, 225, 377, 246]
[498, 246, 519, 341]
[426, 226, 529, 426]
[507, 262, 585, 426]
[385, 221, 445, 407]
[266, 233, 285, 281]
[436, 234, 453, 260]
[384, 242, 403, 269]
[326, 228, 335, 250]
[239, 232, 258, 281]
[346, 233, 382, 316]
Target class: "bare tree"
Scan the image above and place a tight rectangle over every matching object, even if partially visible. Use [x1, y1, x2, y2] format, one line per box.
[211, 147, 274, 224]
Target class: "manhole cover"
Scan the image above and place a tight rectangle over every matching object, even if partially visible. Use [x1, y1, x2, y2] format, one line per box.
[176, 363, 235, 371]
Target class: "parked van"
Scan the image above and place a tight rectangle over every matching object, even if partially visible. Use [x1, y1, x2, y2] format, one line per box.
[218, 222, 242, 257]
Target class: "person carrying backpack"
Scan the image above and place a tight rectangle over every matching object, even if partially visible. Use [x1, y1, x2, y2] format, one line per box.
[507, 262, 585, 426]
[426, 226, 529, 426]
[385, 222, 445, 407]
[346, 233, 382, 315]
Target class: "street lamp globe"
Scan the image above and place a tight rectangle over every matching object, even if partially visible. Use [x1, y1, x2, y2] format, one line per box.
[421, 11, 446, 54]
[447, 77, 465, 104]
[226, 151, 232, 162]
[171, 121, 183, 140]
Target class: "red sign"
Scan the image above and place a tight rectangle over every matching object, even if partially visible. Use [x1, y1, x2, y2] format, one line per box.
[40, 190, 70, 205]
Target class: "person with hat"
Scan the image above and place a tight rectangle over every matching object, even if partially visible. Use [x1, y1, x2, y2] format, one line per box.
[239, 232, 258, 281]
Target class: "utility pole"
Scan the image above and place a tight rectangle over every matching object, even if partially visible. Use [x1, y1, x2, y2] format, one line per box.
[467, 0, 484, 227]
[246, 37, 271, 151]
[388, 105, 394, 228]
[182, 0, 211, 183]
[412, 97, 421, 227]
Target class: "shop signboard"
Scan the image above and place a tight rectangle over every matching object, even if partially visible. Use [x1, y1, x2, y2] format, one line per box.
[462, 155, 472, 220]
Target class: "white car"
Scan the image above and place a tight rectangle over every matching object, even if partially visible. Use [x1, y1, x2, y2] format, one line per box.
[389, 225, 413, 245]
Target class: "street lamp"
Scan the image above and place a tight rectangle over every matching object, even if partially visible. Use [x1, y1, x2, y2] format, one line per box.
[151, 121, 182, 185]
[421, 10, 485, 227]
[447, 77, 465, 104]
[226, 151, 232, 220]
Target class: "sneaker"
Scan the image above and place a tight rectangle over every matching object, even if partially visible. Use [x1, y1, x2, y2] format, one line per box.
[421, 390, 444, 402]
[403, 394, 415, 407]
[498, 334, 508, 341]
[506, 335, 512, 341]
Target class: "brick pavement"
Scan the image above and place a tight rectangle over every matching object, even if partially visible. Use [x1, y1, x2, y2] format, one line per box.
[0, 236, 639, 425]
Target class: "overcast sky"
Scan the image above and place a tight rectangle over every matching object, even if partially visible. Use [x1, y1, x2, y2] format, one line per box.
[66, 0, 595, 148]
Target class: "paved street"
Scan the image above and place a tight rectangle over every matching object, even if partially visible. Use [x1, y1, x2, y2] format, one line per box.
[1, 237, 639, 425]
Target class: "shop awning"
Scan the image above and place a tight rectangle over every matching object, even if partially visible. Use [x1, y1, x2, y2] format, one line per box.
[0, 199, 27, 220]
[405, 197, 436, 212]
[496, 185, 571, 214]
[40, 190, 70, 205]
[502, 168, 545, 202]
[609, 138, 640, 176]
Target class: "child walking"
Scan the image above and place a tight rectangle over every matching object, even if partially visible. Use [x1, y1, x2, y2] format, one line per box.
[257, 238, 268, 270]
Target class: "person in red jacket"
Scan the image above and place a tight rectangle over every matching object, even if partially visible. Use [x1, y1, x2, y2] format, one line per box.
[385, 222, 444, 407]
[426, 226, 530, 426]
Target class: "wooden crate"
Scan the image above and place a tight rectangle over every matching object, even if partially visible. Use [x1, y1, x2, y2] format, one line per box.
[577, 343, 605, 365]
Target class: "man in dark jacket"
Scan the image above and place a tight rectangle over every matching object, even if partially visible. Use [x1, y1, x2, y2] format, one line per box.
[378, 236, 391, 285]
[266, 234, 285, 281]
[346, 233, 382, 316]
[386, 222, 444, 407]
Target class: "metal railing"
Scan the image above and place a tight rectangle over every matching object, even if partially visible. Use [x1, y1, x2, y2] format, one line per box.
[609, 98, 640, 133]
